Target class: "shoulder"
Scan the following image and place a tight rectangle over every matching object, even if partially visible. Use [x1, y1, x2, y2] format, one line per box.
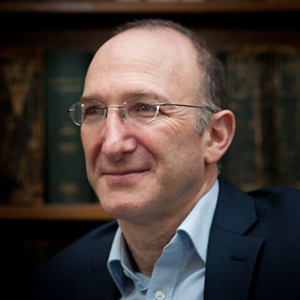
[219, 175, 300, 212]
[46, 219, 118, 264]
[248, 186, 300, 229]
[214, 177, 300, 297]
[248, 185, 300, 201]
[248, 185, 300, 213]
[246, 187, 300, 296]
[217, 175, 300, 231]
[28, 220, 118, 299]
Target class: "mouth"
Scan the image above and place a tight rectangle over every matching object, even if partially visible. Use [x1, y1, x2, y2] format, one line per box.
[103, 169, 148, 182]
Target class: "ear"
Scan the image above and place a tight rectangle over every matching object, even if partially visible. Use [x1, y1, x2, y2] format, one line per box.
[204, 110, 235, 164]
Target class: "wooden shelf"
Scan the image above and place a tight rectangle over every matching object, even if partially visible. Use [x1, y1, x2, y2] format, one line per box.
[0, 0, 299, 223]
[0, 1, 300, 15]
[0, 203, 114, 221]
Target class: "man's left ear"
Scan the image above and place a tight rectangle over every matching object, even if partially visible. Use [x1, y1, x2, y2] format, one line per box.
[204, 110, 235, 164]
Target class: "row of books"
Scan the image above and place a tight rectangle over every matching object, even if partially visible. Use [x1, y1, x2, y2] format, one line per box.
[0, 48, 95, 204]
[219, 46, 300, 191]
[0, 45, 299, 205]
[2, 0, 296, 3]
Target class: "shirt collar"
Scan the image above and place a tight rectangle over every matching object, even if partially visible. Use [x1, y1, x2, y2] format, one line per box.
[107, 228, 136, 295]
[107, 178, 219, 292]
[177, 179, 219, 263]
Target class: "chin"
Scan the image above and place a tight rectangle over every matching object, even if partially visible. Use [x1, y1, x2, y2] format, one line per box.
[98, 193, 140, 219]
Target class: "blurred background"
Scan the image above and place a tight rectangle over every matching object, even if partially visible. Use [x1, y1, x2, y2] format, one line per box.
[0, 0, 299, 298]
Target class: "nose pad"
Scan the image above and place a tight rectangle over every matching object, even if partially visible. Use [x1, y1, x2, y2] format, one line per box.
[119, 108, 126, 120]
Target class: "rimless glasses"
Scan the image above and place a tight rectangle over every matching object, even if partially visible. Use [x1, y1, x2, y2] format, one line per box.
[67, 98, 217, 126]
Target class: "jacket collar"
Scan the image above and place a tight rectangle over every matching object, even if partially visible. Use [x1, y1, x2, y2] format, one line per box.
[90, 177, 264, 300]
[90, 221, 121, 299]
[213, 175, 258, 234]
[204, 176, 264, 300]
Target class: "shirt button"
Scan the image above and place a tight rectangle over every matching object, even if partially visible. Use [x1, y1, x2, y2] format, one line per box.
[155, 291, 165, 300]
[123, 269, 130, 278]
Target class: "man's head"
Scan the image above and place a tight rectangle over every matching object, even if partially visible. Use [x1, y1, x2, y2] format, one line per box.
[114, 19, 227, 134]
[80, 19, 235, 224]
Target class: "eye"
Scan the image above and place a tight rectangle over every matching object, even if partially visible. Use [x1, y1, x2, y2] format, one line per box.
[85, 106, 104, 115]
[82, 102, 106, 122]
[131, 101, 157, 114]
[140, 103, 156, 112]
[125, 99, 158, 122]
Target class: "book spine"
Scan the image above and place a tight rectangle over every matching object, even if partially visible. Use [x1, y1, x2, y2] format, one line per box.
[0, 46, 45, 204]
[219, 48, 277, 191]
[275, 48, 300, 189]
[45, 51, 95, 203]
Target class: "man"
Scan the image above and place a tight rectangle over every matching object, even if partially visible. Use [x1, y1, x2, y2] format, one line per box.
[29, 19, 300, 299]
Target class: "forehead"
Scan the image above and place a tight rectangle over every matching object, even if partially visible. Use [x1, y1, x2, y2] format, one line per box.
[92, 28, 198, 75]
[101, 28, 196, 58]
[85, 28, 200, 101]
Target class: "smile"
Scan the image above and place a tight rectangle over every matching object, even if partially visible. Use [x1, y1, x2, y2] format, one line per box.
[103, 169, 148, 182]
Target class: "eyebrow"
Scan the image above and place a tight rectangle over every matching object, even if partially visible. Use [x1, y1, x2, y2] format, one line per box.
[80, 94, 104, 103]
[125, 90, 166, 101]
[81, 90, 171, 104]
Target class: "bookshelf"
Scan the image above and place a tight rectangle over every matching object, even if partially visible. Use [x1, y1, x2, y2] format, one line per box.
[0, 2, 299, 297]
[0, 1, 300, 14]
[0, 1, 300, 222]
[0, 203, 113, 221]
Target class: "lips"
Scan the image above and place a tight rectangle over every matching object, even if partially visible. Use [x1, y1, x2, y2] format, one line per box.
[101, 169, 148, 186]
[103, 168, 149, 178]
[104, 169, 146, 175]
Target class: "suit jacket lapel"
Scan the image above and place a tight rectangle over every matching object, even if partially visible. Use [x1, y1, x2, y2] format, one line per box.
[204, 176, 264, 300]
[90, 221, 121, 300]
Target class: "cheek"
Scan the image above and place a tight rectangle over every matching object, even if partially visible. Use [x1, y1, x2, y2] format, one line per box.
[158, 118, 201, 153]
[146, 122, 201, 171]
[158, 112, 197, 142]
[159, 126, 206, 176]
[81, 127, 100, 171]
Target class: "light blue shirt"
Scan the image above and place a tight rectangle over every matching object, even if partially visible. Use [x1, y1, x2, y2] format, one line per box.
[107, 179, 219, 300]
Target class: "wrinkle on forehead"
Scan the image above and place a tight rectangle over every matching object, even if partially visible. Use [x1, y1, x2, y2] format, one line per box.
[86, 59, 175, 88]
[91, 28, 199, 77]
[85, 28, 200, 102]
[88, 59, 170, 75]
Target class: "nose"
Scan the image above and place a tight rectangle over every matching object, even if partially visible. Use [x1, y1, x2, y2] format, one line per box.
[101, 108, 137, 162]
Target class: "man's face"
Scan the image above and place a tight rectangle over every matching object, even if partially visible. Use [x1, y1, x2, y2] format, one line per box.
[81, 28, 212, 224]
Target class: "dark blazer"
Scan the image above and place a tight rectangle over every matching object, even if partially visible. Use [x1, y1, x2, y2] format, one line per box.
[29, 176, 300, 299]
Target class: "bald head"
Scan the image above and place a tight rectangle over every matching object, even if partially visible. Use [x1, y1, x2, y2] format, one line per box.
[86, 27, 200, 104]
[84, 19, 226, 133]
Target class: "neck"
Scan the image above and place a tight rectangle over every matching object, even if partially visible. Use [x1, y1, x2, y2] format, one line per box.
[118, 171, 218, 277]
[118, 216, 180, 277]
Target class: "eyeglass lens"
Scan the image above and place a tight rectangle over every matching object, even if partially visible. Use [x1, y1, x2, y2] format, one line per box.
[70, 98, 160, 126]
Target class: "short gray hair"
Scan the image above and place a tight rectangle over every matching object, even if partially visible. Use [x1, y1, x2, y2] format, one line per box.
[115, 19, 226, 134]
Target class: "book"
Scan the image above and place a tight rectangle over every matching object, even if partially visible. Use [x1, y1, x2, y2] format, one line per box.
[219, 47, 278, 191]
[274, 47, 300, 189]
[0, 46, 44, 204]
[45, 51, 95, 203]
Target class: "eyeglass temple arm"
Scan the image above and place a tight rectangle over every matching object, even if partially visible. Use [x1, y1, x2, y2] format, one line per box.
[156, 103, 217, 113]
